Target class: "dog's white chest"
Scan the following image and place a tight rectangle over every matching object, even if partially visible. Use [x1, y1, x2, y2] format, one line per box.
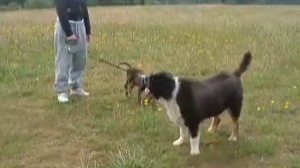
[159, 99, 182, 125]
[158, 77, 183, 125]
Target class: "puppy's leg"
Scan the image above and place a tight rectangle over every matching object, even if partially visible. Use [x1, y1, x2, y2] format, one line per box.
[124, 80, 129, 97]
[128, 82, 135, 96]
[137, 86, 145, 105]
[228, 104, 241, 141]
[189, 126, 200, 155]
[173, 125, 188, 146]
[207, 116, 221, 133]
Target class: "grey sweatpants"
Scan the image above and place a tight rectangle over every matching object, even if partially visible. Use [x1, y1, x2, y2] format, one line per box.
[54, 19, 88, 93]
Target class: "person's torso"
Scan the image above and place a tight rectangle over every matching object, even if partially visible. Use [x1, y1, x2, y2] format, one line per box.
[66, 0, 86, 20]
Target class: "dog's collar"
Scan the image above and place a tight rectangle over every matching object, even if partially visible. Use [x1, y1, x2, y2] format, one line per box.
[140, 74, 150, 88]
[139, 74, 146, 78]
[172, 77, 179, 98]
[173, 76, 179, 83]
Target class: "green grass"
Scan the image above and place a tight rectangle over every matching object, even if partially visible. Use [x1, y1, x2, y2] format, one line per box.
[0, 5, 300, 168]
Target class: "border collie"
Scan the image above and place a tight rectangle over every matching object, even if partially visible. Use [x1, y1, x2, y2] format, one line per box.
[142, 52, 252, 155]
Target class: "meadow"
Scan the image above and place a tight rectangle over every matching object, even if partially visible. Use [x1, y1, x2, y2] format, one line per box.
[0, 5, 300, 168]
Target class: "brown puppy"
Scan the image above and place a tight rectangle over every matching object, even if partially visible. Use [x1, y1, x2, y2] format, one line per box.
[118, 62, 148, 105]
[99, 58, 151, 105]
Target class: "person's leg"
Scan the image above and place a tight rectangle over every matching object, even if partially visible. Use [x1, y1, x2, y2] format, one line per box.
[54, 20, 72, 102]
[69, 20, 89, 96]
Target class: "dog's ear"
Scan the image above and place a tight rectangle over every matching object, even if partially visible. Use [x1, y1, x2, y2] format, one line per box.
[166, 72, 173, 77]
[160, 71, 173, 78]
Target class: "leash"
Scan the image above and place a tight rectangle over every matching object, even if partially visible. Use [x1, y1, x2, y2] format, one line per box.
[98, 58, 127, 71]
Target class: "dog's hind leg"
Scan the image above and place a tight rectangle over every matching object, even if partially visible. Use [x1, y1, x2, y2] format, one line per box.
[207, 116, 221, 133]
[228, 103, 242, 141]
[228, 116, 239, 141]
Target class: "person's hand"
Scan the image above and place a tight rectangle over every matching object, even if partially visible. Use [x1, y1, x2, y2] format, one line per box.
[86, 34, 90, 43]
[66, 34, 78, 42]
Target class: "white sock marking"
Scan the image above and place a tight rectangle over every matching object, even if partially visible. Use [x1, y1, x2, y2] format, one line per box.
[173, 126, 188, 146]
[190, 134, 200, 155]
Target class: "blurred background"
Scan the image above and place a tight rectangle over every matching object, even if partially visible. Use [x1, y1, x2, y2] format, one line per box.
[0, 0, 299, 11]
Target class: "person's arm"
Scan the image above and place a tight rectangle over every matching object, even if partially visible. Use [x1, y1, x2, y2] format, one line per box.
[82, 1, 91, 36]
[55, 0, 73, 37]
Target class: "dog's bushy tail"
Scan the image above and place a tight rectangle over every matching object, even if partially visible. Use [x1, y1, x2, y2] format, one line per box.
[234, 51, 252, 78]
[118, 62, 132, 69]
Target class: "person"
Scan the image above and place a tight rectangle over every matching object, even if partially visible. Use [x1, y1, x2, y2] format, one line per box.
[54, 0, 91, 103]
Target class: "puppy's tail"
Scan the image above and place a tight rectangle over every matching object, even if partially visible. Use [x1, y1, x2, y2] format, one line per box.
[234, 51, 252, 78]
[118, 62, 132, 69]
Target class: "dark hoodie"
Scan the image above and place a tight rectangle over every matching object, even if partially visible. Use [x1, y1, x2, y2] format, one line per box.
[55, 0, 91, 37]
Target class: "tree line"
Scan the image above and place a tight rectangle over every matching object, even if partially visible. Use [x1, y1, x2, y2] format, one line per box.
[0, 0, 298, 10]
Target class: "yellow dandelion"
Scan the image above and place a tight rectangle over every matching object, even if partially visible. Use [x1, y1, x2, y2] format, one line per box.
[271, 100, 275, 104]
[284, 101, 289, 109]
[143, 98, 149, 106]
[293, 85, 297, 89]
[257, 107, 261, 111]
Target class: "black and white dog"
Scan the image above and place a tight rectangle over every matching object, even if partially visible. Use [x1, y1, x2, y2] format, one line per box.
[142, 52, 252, 155]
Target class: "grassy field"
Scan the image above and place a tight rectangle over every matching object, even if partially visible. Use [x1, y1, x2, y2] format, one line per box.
[0, 5, 300, 168]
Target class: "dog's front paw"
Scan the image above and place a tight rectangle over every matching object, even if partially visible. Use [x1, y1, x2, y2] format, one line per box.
[190, 149, 200, 155]
[172, 138, 185, 146]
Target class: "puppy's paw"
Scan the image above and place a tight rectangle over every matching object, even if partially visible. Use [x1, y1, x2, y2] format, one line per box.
[172, 138, 185, 146]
